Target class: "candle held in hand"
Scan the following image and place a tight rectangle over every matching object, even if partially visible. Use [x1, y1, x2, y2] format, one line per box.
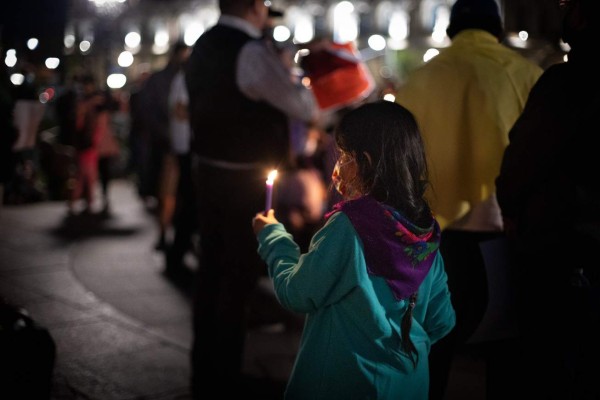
[265, 169, 278, 214]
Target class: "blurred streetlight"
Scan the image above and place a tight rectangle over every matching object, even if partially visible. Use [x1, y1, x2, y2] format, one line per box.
[118, 51, 134, 67]
[107, 73, 127, 89]
[45, 57, 60, 69]
[27, 38, 39, 50]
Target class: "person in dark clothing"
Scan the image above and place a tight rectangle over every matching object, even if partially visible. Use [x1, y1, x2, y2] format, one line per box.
[55, 78, 79, 148]
[184, 0, 317, 396]
[164, 69, 196, 279]
[394, 1, 542, 398]
[0, 56, 18, 206]
[496, 0, 600, 398]
[137, 43, 189, 233]
[127, 70, 150, 181]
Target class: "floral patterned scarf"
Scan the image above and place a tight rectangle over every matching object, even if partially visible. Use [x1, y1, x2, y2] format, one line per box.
[325, 195, 441, 300]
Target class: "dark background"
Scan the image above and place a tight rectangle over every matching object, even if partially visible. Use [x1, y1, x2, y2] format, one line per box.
[0, 0, 69, 63]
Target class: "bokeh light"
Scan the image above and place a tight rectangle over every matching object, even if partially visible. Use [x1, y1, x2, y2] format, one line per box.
[45, 57, 60, 69]
[27, 38, 39, 50]
[107, 73, 127, 89]
[118, 51, 134, 67]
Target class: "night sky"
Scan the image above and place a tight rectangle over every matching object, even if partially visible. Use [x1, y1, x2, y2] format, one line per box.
[0, 0, 69, 62]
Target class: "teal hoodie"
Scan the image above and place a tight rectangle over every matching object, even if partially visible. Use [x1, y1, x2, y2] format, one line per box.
[257, 206, 456, 399]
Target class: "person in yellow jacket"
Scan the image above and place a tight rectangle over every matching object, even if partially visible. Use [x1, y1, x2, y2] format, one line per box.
[394, 0, 542, 399]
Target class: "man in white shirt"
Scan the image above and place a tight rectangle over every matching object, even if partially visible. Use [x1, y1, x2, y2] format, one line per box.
[164, 70, 196, 279]
[185, 0, 318, 396]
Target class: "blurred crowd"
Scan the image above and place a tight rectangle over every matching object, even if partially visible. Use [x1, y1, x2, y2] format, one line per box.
[0, 62, 129, 211]
[0, 25, 376, 246]
[1, 0, 599, 398]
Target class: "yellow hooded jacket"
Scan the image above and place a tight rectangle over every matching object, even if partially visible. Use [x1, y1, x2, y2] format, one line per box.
[396, 29, 543, 229]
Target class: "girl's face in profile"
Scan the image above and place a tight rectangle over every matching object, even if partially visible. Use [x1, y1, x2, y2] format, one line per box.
[332, 149, 361, 199]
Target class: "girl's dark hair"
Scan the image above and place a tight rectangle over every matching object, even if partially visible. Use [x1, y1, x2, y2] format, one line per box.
[335, 100, 431, 366]
[334, 100, 431, 227]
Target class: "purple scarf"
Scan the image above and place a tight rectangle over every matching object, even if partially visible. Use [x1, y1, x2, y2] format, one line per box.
[325, 195, 440, 300]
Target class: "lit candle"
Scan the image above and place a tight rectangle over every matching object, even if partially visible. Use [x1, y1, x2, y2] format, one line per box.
[265, 169, 278, 214]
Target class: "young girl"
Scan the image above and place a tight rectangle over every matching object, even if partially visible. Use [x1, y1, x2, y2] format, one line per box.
[252, 100, 456, 399]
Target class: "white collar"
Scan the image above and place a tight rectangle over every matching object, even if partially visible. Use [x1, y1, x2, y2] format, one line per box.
[218, 15, 262, 39]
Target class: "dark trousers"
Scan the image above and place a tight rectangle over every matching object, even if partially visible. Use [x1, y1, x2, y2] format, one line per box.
[98, 156, 114, 203]
[512, 235, 600, 400]
[428, 229, 504, 400]
[166, 153, 196, 271]
[190, 162, 267, 397]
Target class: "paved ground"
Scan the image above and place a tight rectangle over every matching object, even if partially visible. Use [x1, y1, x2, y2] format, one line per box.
[0, 179, 486, 400]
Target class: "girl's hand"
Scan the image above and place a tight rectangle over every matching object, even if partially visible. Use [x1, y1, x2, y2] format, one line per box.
[252, 209, 279, 235]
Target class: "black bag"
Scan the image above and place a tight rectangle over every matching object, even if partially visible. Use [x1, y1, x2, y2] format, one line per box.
[0, 301, 56, 399]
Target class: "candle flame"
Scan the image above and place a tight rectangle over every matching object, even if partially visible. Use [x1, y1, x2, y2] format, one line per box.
[266, 169, 278, 185]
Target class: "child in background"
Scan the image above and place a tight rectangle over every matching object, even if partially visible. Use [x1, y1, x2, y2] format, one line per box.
[252, 100, 456, 399]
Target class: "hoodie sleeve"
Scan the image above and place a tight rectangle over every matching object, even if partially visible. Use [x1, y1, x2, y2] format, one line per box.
[257, 212, 363, 314]
[419, 252, 456, 345]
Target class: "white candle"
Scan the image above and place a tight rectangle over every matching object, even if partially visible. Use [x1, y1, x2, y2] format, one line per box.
[265, 169, 278, 214]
